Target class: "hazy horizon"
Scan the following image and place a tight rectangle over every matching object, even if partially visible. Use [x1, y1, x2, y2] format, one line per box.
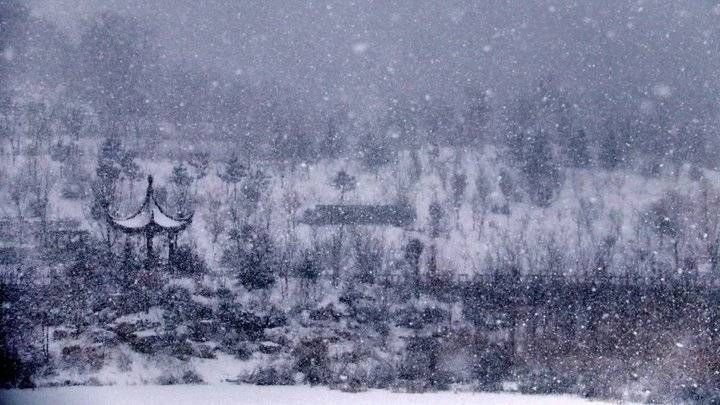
[30, 0, 720, 110]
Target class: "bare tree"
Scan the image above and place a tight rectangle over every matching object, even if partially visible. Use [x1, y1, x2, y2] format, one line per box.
[451, 171, 467, 229]
[188, 151, 210, 197]
[218, 152, 247, 204]
[643, 192, 684, 273]
[281, 187, 301, 236]
[472, 170, 491, 234]
[697, 179, 720, 273]
[9, 170, 31, 220]
[204, 198, 226, 263]
[169, 162, 193, 215]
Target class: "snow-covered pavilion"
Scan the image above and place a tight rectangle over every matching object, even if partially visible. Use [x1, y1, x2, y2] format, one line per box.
[108, 175, 192, 268]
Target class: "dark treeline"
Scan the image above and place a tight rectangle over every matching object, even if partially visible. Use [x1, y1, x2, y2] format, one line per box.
[2, 228, 719, 401]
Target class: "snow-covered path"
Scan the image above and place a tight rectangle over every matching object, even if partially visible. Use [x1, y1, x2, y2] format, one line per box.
[0, 385, 619, 405]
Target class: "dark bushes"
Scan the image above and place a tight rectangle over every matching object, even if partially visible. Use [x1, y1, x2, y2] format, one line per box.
[293, 338, 330, 385]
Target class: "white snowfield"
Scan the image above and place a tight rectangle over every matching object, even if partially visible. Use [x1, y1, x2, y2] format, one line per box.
[0, 385, 623, 405]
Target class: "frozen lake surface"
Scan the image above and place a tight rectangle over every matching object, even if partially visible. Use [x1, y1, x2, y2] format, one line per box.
[0, 385, 620, 405]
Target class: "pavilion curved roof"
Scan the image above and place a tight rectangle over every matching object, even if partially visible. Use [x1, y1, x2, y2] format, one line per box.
[108, 175, 192, 234]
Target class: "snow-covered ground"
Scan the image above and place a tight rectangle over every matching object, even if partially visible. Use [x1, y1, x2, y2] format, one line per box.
[0, 385, 621, 405]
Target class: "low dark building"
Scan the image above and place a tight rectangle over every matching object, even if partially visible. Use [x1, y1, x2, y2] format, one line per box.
[301, 203, 415, 227]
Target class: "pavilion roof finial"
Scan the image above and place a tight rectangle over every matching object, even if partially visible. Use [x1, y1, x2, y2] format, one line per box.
[145, 175, 154, 199]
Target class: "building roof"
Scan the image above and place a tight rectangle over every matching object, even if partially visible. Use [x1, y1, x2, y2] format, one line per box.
[301, 203, 415, 227]
[108, 176, 192, 234]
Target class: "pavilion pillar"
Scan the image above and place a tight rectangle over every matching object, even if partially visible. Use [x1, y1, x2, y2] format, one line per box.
[145, 227, 154, 269]
[168, 232, 177, 267]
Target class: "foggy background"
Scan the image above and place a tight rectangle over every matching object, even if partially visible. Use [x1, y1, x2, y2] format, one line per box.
[30, 0, 720, 98]
[17, 1, 720, 136]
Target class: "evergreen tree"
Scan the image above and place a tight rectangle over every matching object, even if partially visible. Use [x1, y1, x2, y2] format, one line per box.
[91, 137, 125, 220]
[172, 245, 208, 276]
[598, 128, 624, 170]
[428, 200, 445, 239]
[566, 129, 590, 168]
[462, 88, 491, 145]
[331, 170, 357, 202]
[294, 250, 321, 303]
[188, 151, 210, 182]
[498, 169, 515, 201]
[319, 118, 344, 159]
[224, 225, 276, 291]
[241, 169, 270, 214]
[271, 122, 317, 169]
[219, 153, 247, 202]
[170, 162, 193, 215]
[522, 129, 561, 207]
[451, 172, 467, 225]
[404, 239, 424, 296]
[120, 150, 141, 198]
[358, 129, 396, 172]
[91, 137, 137, 251]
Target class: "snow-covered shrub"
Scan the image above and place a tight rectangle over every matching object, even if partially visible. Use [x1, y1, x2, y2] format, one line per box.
[156, 373, 180, 385]
[52, 328, 71, 341]
[365, 361, 397, 389]
[292, 338, 330, 385]
[217, 305, 265, 341]
[223, 224, 277, 291]
[398, 335, 451, 390]
[293, 251, 322, 304]
[163, 338, 193, 359]
[189, 319, 218, 343]
[490, 200, 511, 215]
[60, 344, 105, 372]
[339, 287, 389, 326]
[351, 233, 384, 285]
[638, 159, 663, 178]
[688, 165, 704, 182]
[240, 366, 295, 386]
[60, 345, 83, 365]
[263, 307, 288, 329]
[258, 341, 281, 355]
[181, 370, 204, 384]
[60, 182, 87, 200]
[332, 370, 369, 393]
[191, 343, 216, 359]
[116, 351, 132, 372]
[309, 304, 343, 323]
[676, 386, 720, 404]
[219, 332, 253, 360]
[467, 339, 511, 389]
[639, 335, 720, 404]
[394, 304, 449, 330]
[516, 365, 576, 395]
[422, 271, 455, 301]
[171, 245, 208, 276]
[129, 334, 163, 355]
